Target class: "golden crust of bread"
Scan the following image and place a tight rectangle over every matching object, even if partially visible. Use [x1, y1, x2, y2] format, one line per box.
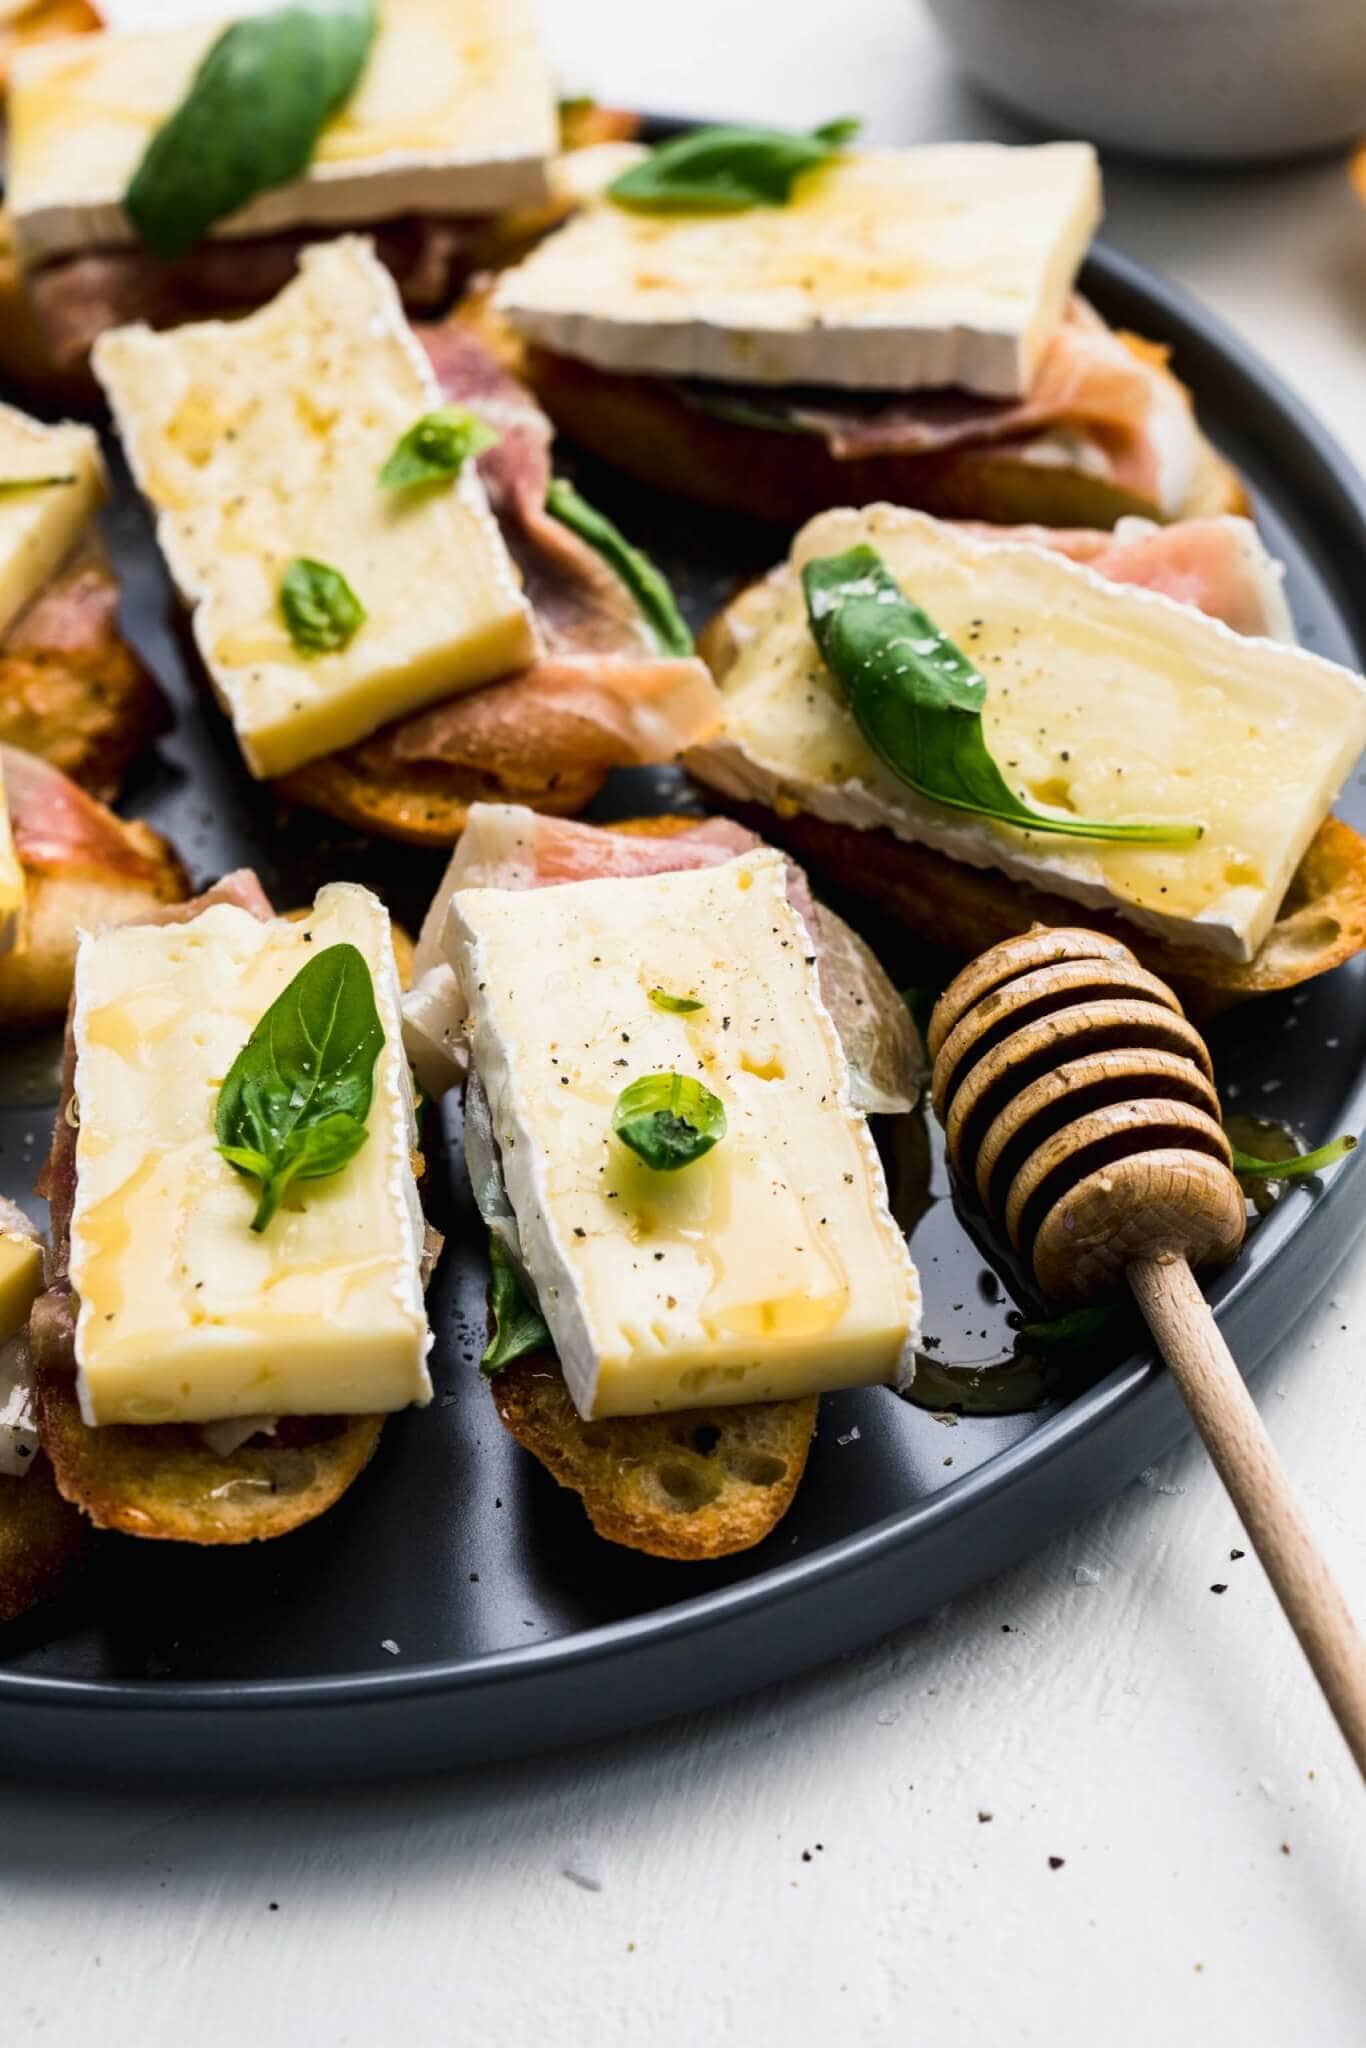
[492, 1354, 817, 1561]
[718, 801, 1366, 1019]
[0, 844, 188, 1038]
[520, 345, 1248, 531]
[0, 1453, 85, 1625]
[37, 1371, 385, 1545]
[277, 745, 605, 849]
[0, 539, 169, 799]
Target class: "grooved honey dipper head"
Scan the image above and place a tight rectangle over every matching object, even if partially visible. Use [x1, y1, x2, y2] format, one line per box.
[928, 928, 1247, 1304]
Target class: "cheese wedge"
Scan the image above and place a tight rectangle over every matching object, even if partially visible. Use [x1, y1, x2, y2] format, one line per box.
[0, 754, 25, 957]
[68, 881, 432, 1427]
[0, 1228, 42, 1348]
[689, 506, 1366, 963]
[0, 401, 104, 640]
[447, 849, 920, 1420]
[496, 140, 1101, 397]
[93, 237, 536, 779]
[0, 1210, 43, 1481]
[7, 0, 555, 265]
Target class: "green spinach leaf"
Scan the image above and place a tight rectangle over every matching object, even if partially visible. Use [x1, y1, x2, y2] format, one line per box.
[647, 987, 704, 1014]
[481, 1232, 551, 1375]
[546, 478, 693, 657]
[125, 1, 378, 261]
[215, 940, 384, 1232]
[608, 117, 860, 212]
[279, 556, 366, 655]
[378, 406, 499, 490]
[802, 546, 1203, 845]
[612, 1072, 726, 1173]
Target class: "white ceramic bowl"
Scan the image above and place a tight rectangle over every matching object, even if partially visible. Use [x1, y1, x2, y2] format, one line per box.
[924, 0, 1366, 164]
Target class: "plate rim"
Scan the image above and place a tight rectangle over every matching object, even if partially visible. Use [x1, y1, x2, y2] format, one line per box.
[3, 235, 1365, 1733]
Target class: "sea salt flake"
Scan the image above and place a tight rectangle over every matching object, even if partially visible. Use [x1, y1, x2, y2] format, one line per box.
[1073, 1565, 1102, 1586]
[563, 1843, 605, 1892]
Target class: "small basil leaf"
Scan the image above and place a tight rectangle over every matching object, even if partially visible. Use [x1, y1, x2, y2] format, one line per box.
[1231, 1134, 1356, 1181]
[802, 546, 1203, 846]
[608, 116, 860, 213]
[378, 406, 499, 490]
[481, 1231, 551, 1375]
[0, 475, 77, 495]
[648, 987, 704, 1014]
[215, 941, 384, 1233]
[279, 556, 366, 656]
[545, 478, 693, 658]
[612, 1072, 726, 1173]
[125, 1, 378, 262]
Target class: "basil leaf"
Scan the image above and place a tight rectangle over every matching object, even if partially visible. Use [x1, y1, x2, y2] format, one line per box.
[648, 987, 704, 1014]
[0, 475, 77, 495]
[378, 406, 499, 490]
[279, 556, 366, 656]
[215, 941, 384, 1232]
[1231, 1134, 1356, 1181]
[125, 1, 378, 261]
[481, 1231, 551, 1375]
[546, 478, 693, 657]
[802, 546, 1203, 846]
[608, 116, 860, 213]
[612, 1072, 726, 1173]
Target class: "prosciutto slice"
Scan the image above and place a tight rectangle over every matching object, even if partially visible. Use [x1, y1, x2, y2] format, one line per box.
[957, 514, 1295, 641]
[1, 743, 167, 885]
[685, 300, 1195, 512]
[343, 324, 720, 784]
[402, 803, 922, 1118]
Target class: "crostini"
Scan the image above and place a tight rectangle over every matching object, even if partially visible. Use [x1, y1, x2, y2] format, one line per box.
[30, 873, 438, 1545]
[405, 803, 922, 1559]
[94, 238, 720, 844]
[493, 130, 1245, 529]
[687, 504, 1366, 1014]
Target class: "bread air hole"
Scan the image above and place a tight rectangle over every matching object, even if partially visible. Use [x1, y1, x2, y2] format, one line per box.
[655, 1458, 724, 1512]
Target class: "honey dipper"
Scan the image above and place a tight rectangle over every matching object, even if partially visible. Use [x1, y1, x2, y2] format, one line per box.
[928, 926, 1366, 1778]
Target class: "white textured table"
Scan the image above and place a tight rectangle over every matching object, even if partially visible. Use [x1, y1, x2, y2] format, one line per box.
[4, 7, 1365, 2043]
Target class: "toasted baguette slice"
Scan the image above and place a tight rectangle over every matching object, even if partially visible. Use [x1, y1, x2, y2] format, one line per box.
[279, 736, 606, 848]
[0, 539, 169, 801]
[0, 1450, 85, 1623]
[719, 800, 1366, 1019]
[36, 1373, 384, 1545]
[519, 343, 1247, 531]
[0, 841, 188, 1037]
[492, 1354, 817, 1561]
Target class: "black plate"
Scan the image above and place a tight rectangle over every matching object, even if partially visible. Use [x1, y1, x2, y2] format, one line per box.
[2, 236, 1365, 1785]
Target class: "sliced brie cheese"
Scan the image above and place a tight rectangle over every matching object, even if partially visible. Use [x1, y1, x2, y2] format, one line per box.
[689, 506, 1366, 963]
[68, 881, 432, 1427]
[8, 0, 556, 266]
[497, 141, 1101, 397]
[0, 754, 25, 958]
[0, 401, 105, 641]
[447, 849, 920, 1420]
[93, 237, 536, 779]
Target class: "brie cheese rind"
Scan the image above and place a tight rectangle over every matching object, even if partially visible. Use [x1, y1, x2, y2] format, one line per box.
[7, 0, 556, 265]
[689, 506, 1366, 964]
[68, 882, 433, 1427]
[496, 141, 1102, 397]
[447, 849, 921, 1420]
[0, 401, 105, 641]
[93, 238, 536, 779]
[0, 755, 25, 958]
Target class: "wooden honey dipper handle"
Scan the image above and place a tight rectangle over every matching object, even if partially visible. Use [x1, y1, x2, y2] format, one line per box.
[930, 925, 1366, 1781]
[1130, 1257, 1366, 1780]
